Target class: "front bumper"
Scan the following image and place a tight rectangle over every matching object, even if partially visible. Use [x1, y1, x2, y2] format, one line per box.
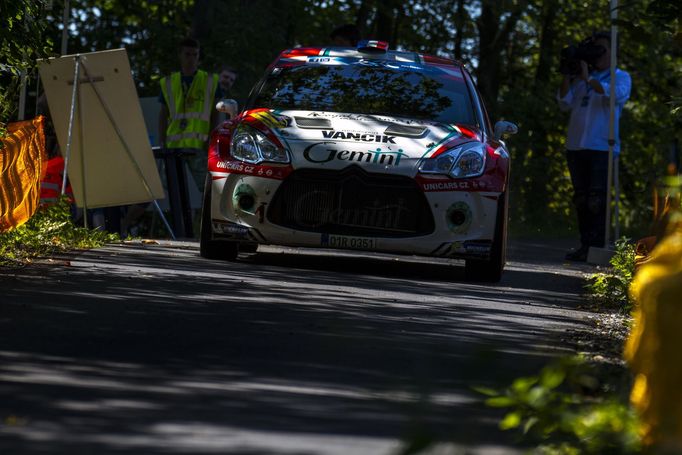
[208, 168, 500, 260]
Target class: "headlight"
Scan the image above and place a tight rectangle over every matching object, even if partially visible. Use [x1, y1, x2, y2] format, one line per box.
[231, 125, 289, 164]
[418, 142, 486, 178]
[232, 131, 260, 163]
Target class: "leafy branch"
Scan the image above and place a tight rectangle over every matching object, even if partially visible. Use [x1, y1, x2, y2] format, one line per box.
[0, 1, 53, 131]
[0, 197, 119, 267]
[475, 357, 641, 454]
[585, 239, 636, 312]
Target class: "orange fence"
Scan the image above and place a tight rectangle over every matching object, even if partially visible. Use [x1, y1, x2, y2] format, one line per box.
[0, 116, 46, 233]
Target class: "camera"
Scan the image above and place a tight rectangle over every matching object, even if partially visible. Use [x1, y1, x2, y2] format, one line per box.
[559, 37, 606, 76]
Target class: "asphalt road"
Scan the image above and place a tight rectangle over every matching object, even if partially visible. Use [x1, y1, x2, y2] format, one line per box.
[0, 239, 594, 454]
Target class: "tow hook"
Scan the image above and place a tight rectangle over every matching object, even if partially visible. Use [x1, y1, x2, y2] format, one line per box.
[255, 202, 267, 223]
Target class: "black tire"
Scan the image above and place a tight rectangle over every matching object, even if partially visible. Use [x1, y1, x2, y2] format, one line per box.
[464, 191, 508, 282]
[199, 176, 239, 261]
[239, 243, 258, 253]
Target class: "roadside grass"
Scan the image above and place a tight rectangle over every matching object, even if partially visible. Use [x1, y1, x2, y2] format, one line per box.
[472, 240, 640, 454]
[475, 356, 641, 454]
[585, 238, 636, 313]
[0, 197, 120, 267]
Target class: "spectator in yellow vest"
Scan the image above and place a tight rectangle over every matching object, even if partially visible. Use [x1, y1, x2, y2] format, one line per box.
[158, 37, 221, 194]
[153, 37, 222, 237]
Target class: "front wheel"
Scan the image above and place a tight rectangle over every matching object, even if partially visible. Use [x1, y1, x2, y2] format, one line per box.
[464, 191, 508, 282]
[199, 176, 239, 261]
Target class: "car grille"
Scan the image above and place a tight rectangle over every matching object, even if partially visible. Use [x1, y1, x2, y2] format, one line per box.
[267, 166, 434, 237]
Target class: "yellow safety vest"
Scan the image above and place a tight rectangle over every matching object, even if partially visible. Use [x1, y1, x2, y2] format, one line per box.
[161, 70, 218, 149]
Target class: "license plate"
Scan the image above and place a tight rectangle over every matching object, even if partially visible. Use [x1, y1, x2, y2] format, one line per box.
[321, 234, 377, 250]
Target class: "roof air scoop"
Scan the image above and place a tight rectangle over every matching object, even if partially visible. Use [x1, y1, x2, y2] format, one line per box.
[357, 40, 389, 54]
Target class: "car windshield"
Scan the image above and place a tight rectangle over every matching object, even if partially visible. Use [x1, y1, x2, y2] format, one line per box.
[253, 62, 477, 125]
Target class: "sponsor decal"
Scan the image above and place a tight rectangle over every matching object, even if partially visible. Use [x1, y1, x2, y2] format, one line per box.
[303, 141, 406, 166]
[307, 57, 331, 63]
[321, 131, 396, 144]
[321, 233, 377, 250]
[250, 111, 289, 129]
[419, 179, 488, 192]
[306, 111, 430, 126]
[293, 190, 411, 231]
[213, 221, 249, 237]
[216, 161, 290, 180]
[446, 201, 472, 234]
[446, 240, 491, 258]
[464, 241, 492, 257]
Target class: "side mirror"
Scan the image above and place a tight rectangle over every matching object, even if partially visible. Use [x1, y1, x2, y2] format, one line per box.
[216, 98, 239, 119]
[493, 120, 518, 141]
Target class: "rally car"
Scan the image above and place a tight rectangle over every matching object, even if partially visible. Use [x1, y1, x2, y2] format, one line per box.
[200, 41, 517, 281]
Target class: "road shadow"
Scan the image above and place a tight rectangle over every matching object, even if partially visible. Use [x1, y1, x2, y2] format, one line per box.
[0, 240, 592, 454]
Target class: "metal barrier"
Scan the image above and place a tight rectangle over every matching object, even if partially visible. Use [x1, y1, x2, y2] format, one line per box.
[153, 146, 197, 238]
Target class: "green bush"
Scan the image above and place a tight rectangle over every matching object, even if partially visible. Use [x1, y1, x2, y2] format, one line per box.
[475, 356, 641, 454]
[0, 1, 52, 130]
[585, 239, 637, 312]
[0, 197, 119, 266]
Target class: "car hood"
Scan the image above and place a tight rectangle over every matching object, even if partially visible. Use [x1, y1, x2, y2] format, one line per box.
[245, 109, 481, 177]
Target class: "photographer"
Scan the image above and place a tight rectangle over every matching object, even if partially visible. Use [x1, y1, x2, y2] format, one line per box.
[557, 31, 632, 261]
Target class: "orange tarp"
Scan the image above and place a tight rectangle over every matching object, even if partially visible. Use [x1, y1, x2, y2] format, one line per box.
[0, 116, 46, 232]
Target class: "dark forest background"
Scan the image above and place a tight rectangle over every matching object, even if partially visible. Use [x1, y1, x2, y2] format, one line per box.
[3, 0, 680, 237]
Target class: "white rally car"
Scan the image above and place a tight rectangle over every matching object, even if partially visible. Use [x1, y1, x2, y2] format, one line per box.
[200, 41, 517, 281]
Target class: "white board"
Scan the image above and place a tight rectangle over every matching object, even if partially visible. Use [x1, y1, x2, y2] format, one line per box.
[39, 49, 165, 208]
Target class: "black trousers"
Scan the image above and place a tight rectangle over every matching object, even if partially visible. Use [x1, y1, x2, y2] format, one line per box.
[566, 149, 609, 248]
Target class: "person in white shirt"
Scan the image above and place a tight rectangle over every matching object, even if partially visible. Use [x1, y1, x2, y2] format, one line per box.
[557, 31, 632, 261]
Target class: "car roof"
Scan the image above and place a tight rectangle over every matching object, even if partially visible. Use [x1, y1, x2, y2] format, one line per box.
[273, 46, 465, 73]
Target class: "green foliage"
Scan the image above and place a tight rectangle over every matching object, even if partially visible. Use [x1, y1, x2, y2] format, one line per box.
[657, 175, 682, 241]
[475, 357, 641, 454]
[0, 0, 53, 129]
[9, 0, 679, 236]
[586, 239, 637, 312]
[0, 197, 119, 267]
[49, 0, 196, 97]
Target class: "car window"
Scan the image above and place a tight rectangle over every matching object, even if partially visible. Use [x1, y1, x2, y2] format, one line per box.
[253, 62, 477, 125]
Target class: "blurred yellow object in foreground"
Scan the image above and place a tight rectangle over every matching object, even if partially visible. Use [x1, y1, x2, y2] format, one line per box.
[0, 117, 46, 232]
[625, 229, 682, 451]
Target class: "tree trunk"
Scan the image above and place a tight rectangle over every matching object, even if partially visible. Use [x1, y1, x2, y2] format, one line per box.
[355, 0, 375, 40]
[476, 3, 501, 116]
[476, 0, 522, 119]
[522, 0, 558, 224]
[190, 0, 213, 41]
[391, 2, 405, 47]
[535, 0, 557, 83]
[374, 0, 395, 42]
[453, 0, 468, 60]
